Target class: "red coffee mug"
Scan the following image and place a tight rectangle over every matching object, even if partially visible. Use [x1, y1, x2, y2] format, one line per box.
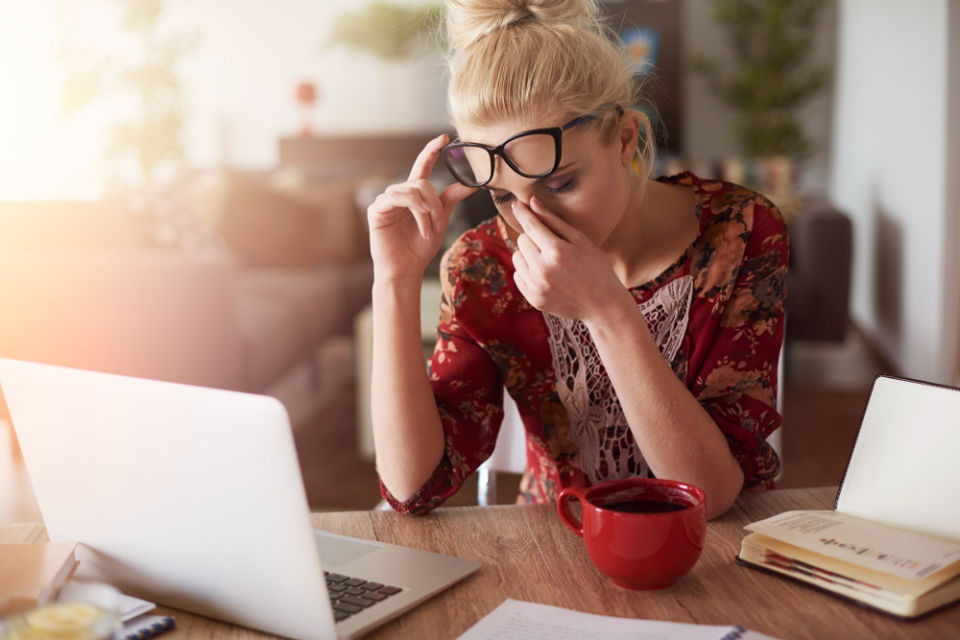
[557, 478, 706, 590]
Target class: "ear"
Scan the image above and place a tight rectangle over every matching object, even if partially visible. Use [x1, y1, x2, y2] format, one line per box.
[616, 111, 641, 166]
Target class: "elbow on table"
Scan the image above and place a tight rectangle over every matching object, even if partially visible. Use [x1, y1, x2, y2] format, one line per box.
[703, 468, 745, 521]
[377, 476, 442, 517]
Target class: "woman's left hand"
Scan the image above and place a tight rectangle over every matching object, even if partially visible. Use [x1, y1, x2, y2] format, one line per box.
[510, 196, 634, 323]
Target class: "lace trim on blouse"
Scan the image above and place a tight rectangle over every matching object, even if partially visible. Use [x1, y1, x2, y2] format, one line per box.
[544, 274, 694, 484]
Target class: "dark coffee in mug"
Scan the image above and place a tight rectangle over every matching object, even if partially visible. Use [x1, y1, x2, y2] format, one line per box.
[602, 499, 687, 514]
[558, 478, 707, 590]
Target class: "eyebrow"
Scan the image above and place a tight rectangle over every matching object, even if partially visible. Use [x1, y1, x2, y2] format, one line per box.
[485, 163, 577, 192]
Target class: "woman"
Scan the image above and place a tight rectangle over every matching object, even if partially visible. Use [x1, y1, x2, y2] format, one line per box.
[367, 0, 787, 520]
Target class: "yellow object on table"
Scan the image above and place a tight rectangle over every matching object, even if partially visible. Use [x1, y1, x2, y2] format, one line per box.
[1, 602, 117, 640]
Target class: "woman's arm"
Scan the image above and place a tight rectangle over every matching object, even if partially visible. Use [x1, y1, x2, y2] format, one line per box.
[370, 277, 447, 502]
[366, 136, 475, 503]
[510, 196, 784, 519]
[584, 296, 745, 519]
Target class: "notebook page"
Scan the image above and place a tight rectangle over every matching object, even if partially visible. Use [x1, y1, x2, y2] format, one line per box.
[836, 376, 960, 541]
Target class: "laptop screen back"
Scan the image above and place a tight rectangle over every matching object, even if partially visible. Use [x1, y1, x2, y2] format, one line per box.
[0, 358, 336, 640]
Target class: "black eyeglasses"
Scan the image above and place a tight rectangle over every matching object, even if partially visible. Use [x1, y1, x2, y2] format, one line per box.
[441, 104, 624, 188]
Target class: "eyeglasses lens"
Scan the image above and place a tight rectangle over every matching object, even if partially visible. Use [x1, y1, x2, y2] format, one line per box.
[444, 132, 558, 187]
[503, 133, 557, 177]
[444, 145, 490, 187]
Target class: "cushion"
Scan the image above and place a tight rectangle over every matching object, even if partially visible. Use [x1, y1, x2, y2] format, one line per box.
[217, 173, 368, 268]
[234, 263, 373, 391]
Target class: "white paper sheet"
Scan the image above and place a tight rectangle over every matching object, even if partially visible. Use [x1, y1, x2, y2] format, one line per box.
[57, 581, 155, 621]
[457, 599, 772, 640]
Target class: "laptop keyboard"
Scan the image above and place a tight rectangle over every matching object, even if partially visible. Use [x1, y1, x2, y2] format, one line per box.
[325, 571, 403, 622]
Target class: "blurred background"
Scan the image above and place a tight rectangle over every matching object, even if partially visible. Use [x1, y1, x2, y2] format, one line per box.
[1, 0, 958, 519]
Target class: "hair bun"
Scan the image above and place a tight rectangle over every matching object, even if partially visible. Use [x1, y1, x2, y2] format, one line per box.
[445, 0, 599, 51]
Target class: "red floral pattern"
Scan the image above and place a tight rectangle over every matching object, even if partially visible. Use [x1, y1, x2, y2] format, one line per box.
[380, 173, 788, 514]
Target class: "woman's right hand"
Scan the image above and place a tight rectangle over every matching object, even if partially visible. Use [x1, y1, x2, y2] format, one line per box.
[367, 134, 476, 283]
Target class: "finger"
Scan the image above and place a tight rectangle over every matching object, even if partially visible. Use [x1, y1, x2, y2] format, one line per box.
[411, 209, 433, 239]
[512, 269, 529, 297]
[511, 252, 531, 293]
[529, 195, 583, 243]
[511, 263, 542, 310]
[377, 188, 436, 236]
[515, 233, 542, 265]
[375, 186, 432, 218]
[513, 236, 547, 284]
[512, 199, 561, 250]
[439, 181, 477, 212]
[389, 181, 444, 217]
[408, 134, 449, 182]
[368, 190, 436, 235]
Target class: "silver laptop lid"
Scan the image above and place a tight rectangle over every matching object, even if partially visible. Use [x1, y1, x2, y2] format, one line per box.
[0, 358, 336, 640]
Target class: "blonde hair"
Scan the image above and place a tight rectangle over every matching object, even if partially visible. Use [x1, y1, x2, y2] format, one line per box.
[445, 0, 655, 179]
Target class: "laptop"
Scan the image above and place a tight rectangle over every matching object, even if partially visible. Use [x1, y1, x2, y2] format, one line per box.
[0, 358, 480, 640]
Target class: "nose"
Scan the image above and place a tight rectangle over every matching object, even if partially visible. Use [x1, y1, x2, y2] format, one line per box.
[491, 159, 537, 205]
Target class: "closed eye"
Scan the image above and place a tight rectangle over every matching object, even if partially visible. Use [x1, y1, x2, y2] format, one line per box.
[544, 178, 576, 196]
[486, 175, 577, 206]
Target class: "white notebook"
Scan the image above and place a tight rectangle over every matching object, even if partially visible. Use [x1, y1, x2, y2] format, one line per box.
[835, 375, 960, 539]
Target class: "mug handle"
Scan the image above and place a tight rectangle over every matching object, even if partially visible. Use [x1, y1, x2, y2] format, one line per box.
[557, 486, 585, 537]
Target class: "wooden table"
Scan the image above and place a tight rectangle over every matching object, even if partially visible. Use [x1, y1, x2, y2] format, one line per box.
[3, 487, 958, 639]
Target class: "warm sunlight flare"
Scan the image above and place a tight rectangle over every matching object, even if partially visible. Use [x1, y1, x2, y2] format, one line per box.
[0, 6, 82, 200]
[2, 1, 960, 637]
[0, 4, 133, 200]
[0, 1, 445, 202]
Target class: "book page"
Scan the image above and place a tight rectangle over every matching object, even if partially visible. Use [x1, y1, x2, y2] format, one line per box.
[836, 376, 960, 540]
[746, 510, 960, 581]
[457, 599, 756, 640]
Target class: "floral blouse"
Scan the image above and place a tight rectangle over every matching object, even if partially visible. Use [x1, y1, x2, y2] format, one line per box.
[380, 172, 788, 514]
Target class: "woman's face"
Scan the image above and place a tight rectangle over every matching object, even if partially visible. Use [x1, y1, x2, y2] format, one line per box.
[455, 111, 639, 249]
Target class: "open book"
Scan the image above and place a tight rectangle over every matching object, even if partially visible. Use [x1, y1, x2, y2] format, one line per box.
[737, 375, 960, 618]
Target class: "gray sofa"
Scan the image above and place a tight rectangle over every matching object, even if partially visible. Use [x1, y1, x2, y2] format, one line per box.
[0, 177, 373, 428]
[785, 198, 853, 343]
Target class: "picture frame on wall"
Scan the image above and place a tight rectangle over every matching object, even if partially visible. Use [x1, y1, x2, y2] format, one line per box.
[602, 0, 682, 155]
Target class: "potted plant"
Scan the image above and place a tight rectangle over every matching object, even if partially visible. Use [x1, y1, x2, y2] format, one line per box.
[693, 0, 829, 194]
[59, 0, 198, 191]
[328, 2, 444, 60]
[324, 2, 447, 133]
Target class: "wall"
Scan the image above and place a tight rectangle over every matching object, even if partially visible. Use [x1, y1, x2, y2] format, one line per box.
[0, 0, 450, 200]
[165, 0, 449, 169]
[5, 1, 840, 200]
[682, 0, 837, 193]
[830, 0, 959, 384]
[951, 4, 960, 384]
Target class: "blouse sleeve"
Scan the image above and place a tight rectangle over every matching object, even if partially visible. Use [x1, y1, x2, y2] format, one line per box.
[378, 245, 505, 515]
[694, 197, 788, 489]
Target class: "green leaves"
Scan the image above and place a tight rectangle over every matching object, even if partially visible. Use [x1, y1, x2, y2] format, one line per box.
[327, 2, 445, 60]
[58, 0, 197, 186]
[693, 0, 829, 158]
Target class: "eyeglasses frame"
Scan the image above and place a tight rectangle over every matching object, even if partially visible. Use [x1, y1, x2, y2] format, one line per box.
[441, 104, 625, 188]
